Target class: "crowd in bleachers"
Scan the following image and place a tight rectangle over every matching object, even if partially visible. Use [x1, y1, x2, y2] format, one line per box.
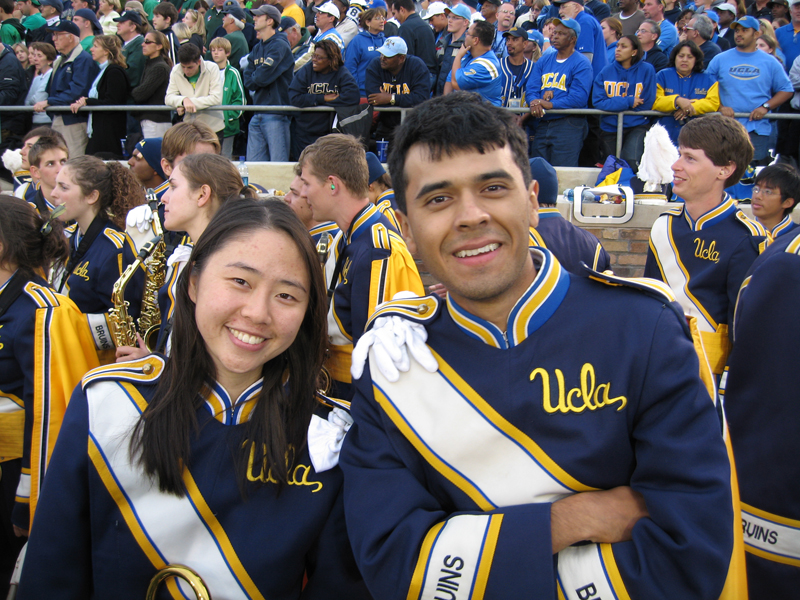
[0, 0, 798, 171]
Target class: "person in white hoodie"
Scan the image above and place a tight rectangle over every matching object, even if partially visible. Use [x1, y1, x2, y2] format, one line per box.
[165, 42, 224, 136]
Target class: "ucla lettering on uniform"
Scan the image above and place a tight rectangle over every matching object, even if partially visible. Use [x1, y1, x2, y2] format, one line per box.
[342, 257, 352, 285]
[530, 363, 628, 414]
[742, 518, 779, 545]
[541, 72, 567, 91]
[576, 583, 599, 599]
[244, 441, 323, 492]
[604, 81, 629, 97]
[693, 238, 720, 263]
[74, 261, 91, 281]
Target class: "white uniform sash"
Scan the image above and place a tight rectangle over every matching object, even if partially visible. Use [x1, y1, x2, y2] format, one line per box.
[372, 350, 625, 600]
[87, 380, 264, 600]
[650, 216, 716, 333]
[741, 503, 800, 567]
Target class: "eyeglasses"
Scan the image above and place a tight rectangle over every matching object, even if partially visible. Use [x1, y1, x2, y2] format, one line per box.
[142, 39, 157, 44]
[752, 186, 781, 196]
[497, 9, 515, 14]
[636, 28, 654, 34]
[684, 26, 696, 30]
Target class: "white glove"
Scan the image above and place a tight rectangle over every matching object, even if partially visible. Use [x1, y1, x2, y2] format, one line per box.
[2, 148, 22, 174]
[307, 407, 354, 472]
[351, 314, 438, 382]
[167, 243, 193, 268]
[126, 204, 154, 233]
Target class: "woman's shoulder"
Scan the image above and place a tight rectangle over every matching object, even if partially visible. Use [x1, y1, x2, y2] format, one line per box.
[81, 354, 166, 392]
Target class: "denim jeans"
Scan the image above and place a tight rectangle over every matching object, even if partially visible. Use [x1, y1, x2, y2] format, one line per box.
[599, 124, 649, 172]
[531, 117, 588, 167]
[247, 113, 290, 161]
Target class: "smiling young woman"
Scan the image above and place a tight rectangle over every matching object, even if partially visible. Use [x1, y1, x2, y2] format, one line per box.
[17, 200, 371, 599]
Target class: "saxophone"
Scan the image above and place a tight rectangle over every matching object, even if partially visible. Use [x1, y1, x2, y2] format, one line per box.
[108, 236, 162, 348]
[137, 189, 167, 349]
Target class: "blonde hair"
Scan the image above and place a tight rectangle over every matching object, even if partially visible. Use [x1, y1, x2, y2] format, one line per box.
[184, 9, 207, 36]
[93, 35, 127, 68]
[209, 36, 231, 53]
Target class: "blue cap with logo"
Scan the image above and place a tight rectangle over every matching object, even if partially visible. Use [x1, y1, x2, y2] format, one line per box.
[444, 4, 471, 20]
[731, 15, 760, 30]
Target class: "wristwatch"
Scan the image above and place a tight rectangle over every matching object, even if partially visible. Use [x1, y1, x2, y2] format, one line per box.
[762, 102, 771, 110]
[390, 94, 396, 106]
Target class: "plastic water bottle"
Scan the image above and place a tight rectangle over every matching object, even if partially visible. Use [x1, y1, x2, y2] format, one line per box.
[238, 156, 249, 187]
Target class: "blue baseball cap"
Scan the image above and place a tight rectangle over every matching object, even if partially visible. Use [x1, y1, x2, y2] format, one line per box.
[135, 138, 166, 180]
[73, 8, 103, 34]
[528, 29, 544, 46]
[529, 158, 558, 205]
[706, 10, 719, 23]
[365, 152, 386, 184]
[444, 4, 471, 20]
[552, 17, 581, 37]
[731, 15, 760, 30]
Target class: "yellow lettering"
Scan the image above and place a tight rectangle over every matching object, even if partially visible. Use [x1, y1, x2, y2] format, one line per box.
[73, 261, 90, 281]
[243, 441, 322, 490]
[693, 238, 720, 263]
[530, 363, 627, 415]
[341, 258, 352, 285]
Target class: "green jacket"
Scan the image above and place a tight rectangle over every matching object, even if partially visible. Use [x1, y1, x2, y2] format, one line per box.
[220, 62, 244, 137]
[1, 19, 24, 45]
[121, 35, 145, 88]
[21, 12, 46, 31]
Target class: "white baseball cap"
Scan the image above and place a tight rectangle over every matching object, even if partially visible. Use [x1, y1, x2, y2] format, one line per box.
[314, 2, 341, 19]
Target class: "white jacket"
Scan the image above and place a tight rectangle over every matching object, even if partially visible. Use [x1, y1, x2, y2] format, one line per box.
[165, 59, 224, 133]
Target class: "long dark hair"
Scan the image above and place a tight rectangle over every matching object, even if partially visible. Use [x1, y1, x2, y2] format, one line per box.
[0, 195, 67, 277]
[131, 200, 328, 496]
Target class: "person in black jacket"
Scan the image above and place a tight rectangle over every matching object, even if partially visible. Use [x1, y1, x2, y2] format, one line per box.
[391, 0, 436, 86]
[289, 38, 360, 159]
[70, 34, 130, 158]
[0, 42, 28, 139]
[131, 31, 173, 139]
[365, 36, 430, 143]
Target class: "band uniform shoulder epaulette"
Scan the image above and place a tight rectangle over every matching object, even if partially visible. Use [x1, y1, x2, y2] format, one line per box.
[585, 267, 677, 304]
[734, 209, 767, 237]
[81, 355, 166, 389]
[660, 205, 684, 217]
[365, 294, 441, 331]
[22, 281, 62, 309]
[102, 227, 128, 250]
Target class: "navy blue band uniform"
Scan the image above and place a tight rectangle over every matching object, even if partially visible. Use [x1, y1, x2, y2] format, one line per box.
[322, 203, 423, 398]
[0, 274, 99, 532]
[309, 221, 340, 247]
[340, 248, 742, 600]
[53, 218, 145, 363]
[17, 356, 371, 600]
[765, 213, 798, 243]
[529, 207, 611, 274]
[644, 196, 766, 375]
[722, 228, 800, 598]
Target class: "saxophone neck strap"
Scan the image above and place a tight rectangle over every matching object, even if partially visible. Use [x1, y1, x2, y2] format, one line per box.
[0, 272, 32, 319]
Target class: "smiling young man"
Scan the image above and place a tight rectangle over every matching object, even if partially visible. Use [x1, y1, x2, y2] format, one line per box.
[645, 113, 766, 381]
[298, 133, 423, 400]
[750, 163, 800, 239]
[340, 92, 742, 600]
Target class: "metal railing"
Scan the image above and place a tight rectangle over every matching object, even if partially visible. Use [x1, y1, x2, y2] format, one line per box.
[4, 104, 799, 157]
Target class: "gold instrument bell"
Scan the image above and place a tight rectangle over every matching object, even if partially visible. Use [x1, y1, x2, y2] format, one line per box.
[146, 565, 212, 600]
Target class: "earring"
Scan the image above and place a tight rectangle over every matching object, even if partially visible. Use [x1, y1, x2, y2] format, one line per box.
[331, 184, 335, 190]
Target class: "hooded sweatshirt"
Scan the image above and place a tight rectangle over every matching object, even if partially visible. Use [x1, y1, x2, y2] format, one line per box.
[592, 58, 656, 132]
